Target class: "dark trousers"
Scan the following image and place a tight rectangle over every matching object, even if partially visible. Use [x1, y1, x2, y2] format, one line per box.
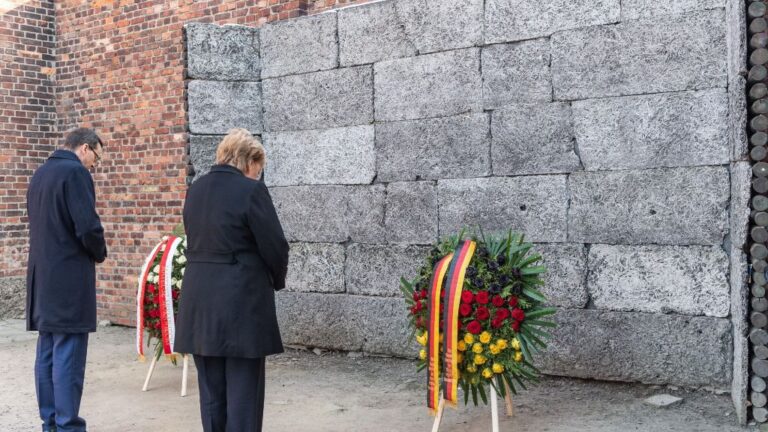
[193, 355, 266, 432]
[35, 332, 89, 432]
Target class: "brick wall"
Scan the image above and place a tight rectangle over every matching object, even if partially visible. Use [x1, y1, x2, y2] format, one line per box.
[0, 1, 57, 317]
[47, 0, 370, 325]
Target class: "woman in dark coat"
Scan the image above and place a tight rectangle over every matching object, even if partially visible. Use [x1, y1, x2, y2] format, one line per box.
[175, 128, 289, 432]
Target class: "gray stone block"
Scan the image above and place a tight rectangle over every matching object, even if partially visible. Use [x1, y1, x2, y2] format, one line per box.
[726, 0, 747, 80]
[438, 176, 568, 242]
[285, 243, 345, 294]
[184, 23, 260, 80]
[260, 13, 337, 78]
[622, 0, 724, 20]
[188, 80, 262, 134]
[345, 243, 431, 297]
[276, 292, 412, 356]
[264, 126, 375, 186]
[271, 185, 385, 243]
[568, 167, 729, 245]
[188, 135, 221, 181]
[376, 113, 490, 182]
[394, 0, 483, 54]
[374, 48, 482, 122]
[482, 39, 552, 108]
[0, 277, 25, 319]
[338, 1, 416, 66]
[385, 181, 438, 245]
[491, 103, 581, 176]
[587, 245, 729, 317]
[534, 244, 588, 309]
[572, 89, 729, 171]
[538, 309, 732, 388]
[729, 76, 748, 161]
[263, 66, 373, 132]
[552, 10, 727, 100]
[485, 0, 620, 44]
[730, 162, 752, 255]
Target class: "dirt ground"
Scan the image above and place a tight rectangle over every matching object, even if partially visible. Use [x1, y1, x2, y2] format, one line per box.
[0, 323, 754, 431]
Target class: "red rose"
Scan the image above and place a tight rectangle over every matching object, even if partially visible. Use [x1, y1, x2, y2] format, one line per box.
[511, 308, 525, 321]
[475, 291, 489, 304]
[172, 290, 179, 299]
[495, 308, 510, 320]
[491, 295, 505, 307]
[420, 290, 428, 300]
[511, 321, 521, 332]
[410, 305, 418, 315]
[415, 316, 425, 329]
[459, 303, 472, 317]
[147, 284, 156, 294]
[491, 318, 504, 329]
[414, 301, 423, 312]
[461, 291, 474, 304]
[476, 306, 490, 321]
[412, 292, 420, 302]
[508, 296, 518, 307]
[467, 320, 482, 334]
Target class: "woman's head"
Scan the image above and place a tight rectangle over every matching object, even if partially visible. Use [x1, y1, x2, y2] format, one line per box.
[215, 128, 265, 180]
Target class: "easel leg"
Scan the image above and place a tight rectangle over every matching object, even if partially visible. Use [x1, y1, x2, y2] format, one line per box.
[431, 398, 445, 432]
[503, 380, 514, 417]
[491, 389, 499, 432]
[142, 355, 158, 392]
[181, 354, 189, 397]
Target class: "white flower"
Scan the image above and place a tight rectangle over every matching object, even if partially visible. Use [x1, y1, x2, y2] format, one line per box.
[181, 238, 187, 247]
[171, 278, 178, 285]
[162, 235, 169, 241]
[151, 275, 159, 284]
[175, 280, 182, 288]
[152, 265, 160, 274]
[181, 268, 185, 276]
[178, 255, 187, 264]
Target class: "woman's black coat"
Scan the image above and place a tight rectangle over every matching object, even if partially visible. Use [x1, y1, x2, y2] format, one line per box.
[175, 164, 289, 358]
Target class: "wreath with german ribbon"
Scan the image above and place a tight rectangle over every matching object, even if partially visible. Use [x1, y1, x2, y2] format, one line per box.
[401, 230, 556, 411]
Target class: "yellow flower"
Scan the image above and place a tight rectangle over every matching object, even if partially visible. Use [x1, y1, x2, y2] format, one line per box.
[464, 333, 474, 344]
[457, 353, 464, 363]
[514, 351, 523, 363]
[416, 332, 428, 346]
[489, 344, 501, 355]
[511, 338, 521, 351]
[482, 368, 493, 379]
[472, 343, 483, 354]
[479, 331, 492, 344]
[419, 349, 427, 360]
[457, 340, 467, 352]
[492, 363, 504, 374]
[466, 364, 477, 373]
[496, 339, 508, 350]
[474, 354, 487, 365]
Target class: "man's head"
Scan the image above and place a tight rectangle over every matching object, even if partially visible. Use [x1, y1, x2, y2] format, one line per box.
[64, 128, 104, 170]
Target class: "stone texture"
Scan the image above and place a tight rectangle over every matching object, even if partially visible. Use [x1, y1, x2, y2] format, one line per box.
[572, 89, 729, 171]
[271, 185, 385, 243]
[184, 23, 260, 80]
[338, 1, 416, 66]
[438, 176, 568, 242]
[729, 76, 748, 161]
[264, 126, 375, 186]
[538, 309, 732, 388]
[568, 167, 729, 245]
[0, 277, 25, 319]
[374, 48, 481, 122]
[376, 113, 490, 182]
[188, 80, 262, 134]
[276, 292, 413, 356]
[385, 181, 438, 245]
[644, 394, 684, 408]
[552, 10, 727, 100]
[260, 13, 337, 78]
[730, 162, 751, 424]
[188, 135, 221, 181]
[482, 39, 551, 108]
[622, 0, 724, 20]
[345, 244, 431, 297]
[534, 244, 588, 309]
[263, 66, 373, 132]
[285, 243, 345, 294]
[491, 103, 581, 175]
[485, 0, 620, 44]
[587, 245, 730, 317]
[394, 0, 483, 54]
[726, 0, 747, 80]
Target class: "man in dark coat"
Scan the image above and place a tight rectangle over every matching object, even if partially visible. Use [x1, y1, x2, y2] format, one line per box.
[26, 127, 107, 432]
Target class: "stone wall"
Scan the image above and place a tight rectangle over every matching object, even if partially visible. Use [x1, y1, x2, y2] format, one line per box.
[185, 0, 745, 397]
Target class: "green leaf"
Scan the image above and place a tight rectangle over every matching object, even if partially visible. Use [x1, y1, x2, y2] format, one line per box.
[517, 254, 542, 268]
[524, 308, 557, 319]
[522, 287, 547, 303]
[477, 383, 488, 405]
[461, 379, 470, 405]
[521, 265, 546, 275]
[417, 362, 427, 372]
[471, 383, 478, 406]
[526, 319, 556, 328]
[495, 375, 506, 398]
[518, 337, 534, 364]
[502, 373, 517, 395]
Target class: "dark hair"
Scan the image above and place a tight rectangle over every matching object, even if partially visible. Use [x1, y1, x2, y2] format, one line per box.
[64, 128, 103, 150]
